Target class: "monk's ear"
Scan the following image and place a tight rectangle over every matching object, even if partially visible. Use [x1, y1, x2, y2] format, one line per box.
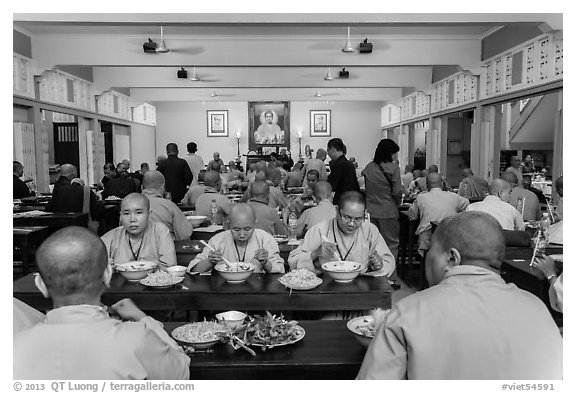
[447, 248, 462, 267]
[34, 273, 50, 299]
[103, 264, 113, 288]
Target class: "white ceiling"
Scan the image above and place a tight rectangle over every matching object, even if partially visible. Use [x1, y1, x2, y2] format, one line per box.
[13, 13, 561, 104]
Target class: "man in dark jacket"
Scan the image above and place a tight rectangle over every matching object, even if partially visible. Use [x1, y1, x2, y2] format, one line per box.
[46, 164, 103, 221]
[157, 143, 193, 203]
[326, 138, 359, 205]
[13, 161, 32, 199]
[101, 163, 138, 199]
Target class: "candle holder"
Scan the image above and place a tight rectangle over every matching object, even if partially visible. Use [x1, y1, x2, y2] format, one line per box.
[235, 132, 241, 156]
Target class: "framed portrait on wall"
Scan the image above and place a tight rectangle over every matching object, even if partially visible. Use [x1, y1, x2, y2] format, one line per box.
[207, 110, 228, 137]
[310, 110, 331, 137]
[248, 101, 290, 151]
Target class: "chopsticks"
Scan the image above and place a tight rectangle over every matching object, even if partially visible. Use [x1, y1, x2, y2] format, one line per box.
[529, 232, 540, 267]
[321, 235, 342, 263]
[199, 240, 234, 267]
[546, 199, 556, 224]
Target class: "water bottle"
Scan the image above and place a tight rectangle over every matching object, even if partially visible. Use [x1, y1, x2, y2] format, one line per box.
[210, 199, 218, 225]
[540, 213, 550, 245]
[288, 210, 298, 240]
[516, 198, 525, 216]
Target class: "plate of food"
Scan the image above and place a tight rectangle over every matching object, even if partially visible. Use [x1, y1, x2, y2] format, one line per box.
[273, 235, 289, 244]
[347, 308, 390, 347]
[139, 270, 184, 288]
[278, 269, 323, 290]
[242, 312, 305, 350]
[171, 321, 228, 349]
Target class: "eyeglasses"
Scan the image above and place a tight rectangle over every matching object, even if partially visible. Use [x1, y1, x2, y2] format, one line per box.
[338, 210, 365, 224]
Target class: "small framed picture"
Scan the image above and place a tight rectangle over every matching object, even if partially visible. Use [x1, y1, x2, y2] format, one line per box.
[207, 110, 228, 137]
[310, 110, 331, 137]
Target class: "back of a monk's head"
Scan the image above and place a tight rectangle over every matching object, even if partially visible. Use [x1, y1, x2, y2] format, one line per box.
[36, 227, 108, 300]
[203, 170, 221, 188]
[142, 170, 165, 190]
[434, 211, 505, 270]
[313, 181, 332, 200]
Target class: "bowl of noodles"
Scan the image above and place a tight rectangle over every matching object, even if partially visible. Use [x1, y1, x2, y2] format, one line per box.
[115, 261, 157, 281]
[321, 261, 362, 283]
[214, 262, 254, 283]
[347, 309, 391, 347]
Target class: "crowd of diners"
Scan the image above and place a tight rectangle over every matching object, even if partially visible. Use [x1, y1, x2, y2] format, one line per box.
[13, 137, 563, 380]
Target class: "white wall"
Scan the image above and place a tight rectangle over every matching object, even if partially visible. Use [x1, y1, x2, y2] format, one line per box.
[131, 123, 157, 168]
[155, 101, 248, 164]
[155, 101, 383, 169]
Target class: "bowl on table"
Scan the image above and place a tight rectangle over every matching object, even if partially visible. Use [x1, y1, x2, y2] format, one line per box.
[347, 315, 376, 348]
[171, 321, 227, 350]
[186, 215, 207, 227]
[167, 265, 187, 277]
[115, 261, 157, 281]
[215, 310, 247, 329]
[321, 261, 362, 283]
[214, 262, 254, 283]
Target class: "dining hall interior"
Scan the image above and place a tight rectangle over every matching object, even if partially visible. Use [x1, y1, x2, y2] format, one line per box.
[12, 10, 566, 381]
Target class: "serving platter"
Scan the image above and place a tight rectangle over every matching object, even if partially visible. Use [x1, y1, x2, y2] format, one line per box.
[139, 276, 184, 289]
[248, 325, 305, 348]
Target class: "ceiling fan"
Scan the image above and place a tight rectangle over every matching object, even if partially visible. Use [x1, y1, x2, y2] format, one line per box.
[143, 25, 169, 53]
[188, 67, 220, 82]
[313, 89, 339, 98]
[210, 89, 235, 98]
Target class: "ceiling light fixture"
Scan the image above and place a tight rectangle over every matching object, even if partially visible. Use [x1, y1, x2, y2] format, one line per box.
[189, 67, 200, 81]
[324, 66, 334, 81]
[342, 27, 355, 53]
[211, 90, 218, 98]
[155, 26, 170, 53]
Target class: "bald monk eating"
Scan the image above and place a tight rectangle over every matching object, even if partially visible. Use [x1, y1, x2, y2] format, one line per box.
[14, 227, 190, 379]
[188, 203, 285, 274]
[357, 211, 562, 380]
[141, 170, 193, 241]
[101, 192, 176, 268]
[247, 181, 289, 236]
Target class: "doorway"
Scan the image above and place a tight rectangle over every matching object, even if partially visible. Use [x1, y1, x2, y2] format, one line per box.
[100, 121, 114, 164]
[53, 122, 79, 168]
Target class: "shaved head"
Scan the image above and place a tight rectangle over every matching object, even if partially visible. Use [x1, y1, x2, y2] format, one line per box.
[265, 166, 281, 186]
[203, 170, 221, 188]
[121, 192, 150, 211]
[36, 226, 108, 299]
[316, 148, 327, 160]
[229, 203, 256, 225]
[428, 165, 439, 173]
[60, 164, 77, 179]
[254, 172, 267, 182]
[501, 171, 518, 187]
[490, 179, 511, 196]
[313, 181, 332, 200]
[426, 172, 443, 190]
[510, 156, 521, 167]
[250, 181, 270, 202]
[228, 203, 257, 243]
[142, 170, 165, 190]
[433, 211, 505, 270]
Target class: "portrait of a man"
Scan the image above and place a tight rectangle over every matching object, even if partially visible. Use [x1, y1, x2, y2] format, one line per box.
[310, 110, 331, 137]
[207, 110, 228, 137]
[249, 102, 290, 150]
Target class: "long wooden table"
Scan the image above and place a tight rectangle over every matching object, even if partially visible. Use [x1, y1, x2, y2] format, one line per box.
[501, 246, 563, 325]
[13, 212, 89, 228]
[13, 272, 392, 313]
[13, 226, 52, 275]
[166, 320, 366, 379]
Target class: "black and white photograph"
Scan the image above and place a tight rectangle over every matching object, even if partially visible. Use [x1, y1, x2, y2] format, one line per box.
[10, 8, 566, 387]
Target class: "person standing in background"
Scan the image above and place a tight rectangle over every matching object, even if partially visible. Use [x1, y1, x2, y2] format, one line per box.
[327, 138, 359, 205]
[505, 156, 524, 185]
[184, 142, 204, 186]
[157, 143, 193, 204]
[13, 161, 33, 199]
[362, 139, 403, 289]
[304, 148, 328, 182]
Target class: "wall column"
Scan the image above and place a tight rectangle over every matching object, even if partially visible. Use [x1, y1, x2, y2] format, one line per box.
[28, 105, 50, 193]
[397, 124, 410, 171]
[552, 92, 563, 180]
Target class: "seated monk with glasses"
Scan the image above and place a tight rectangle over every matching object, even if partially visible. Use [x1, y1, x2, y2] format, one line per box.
[288, 191, 395, 277]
